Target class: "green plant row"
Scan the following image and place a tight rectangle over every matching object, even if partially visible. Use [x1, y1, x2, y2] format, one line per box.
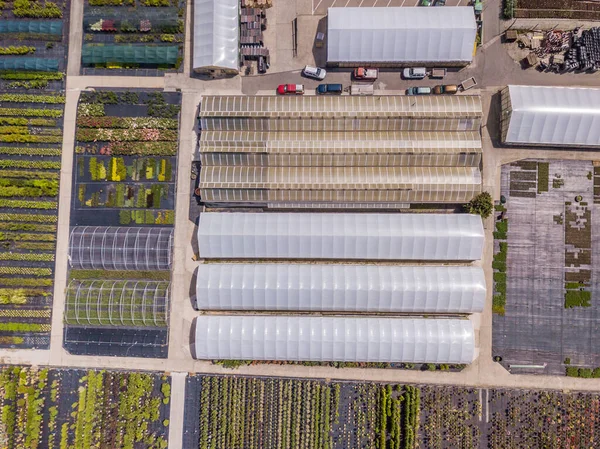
[80, 91, 140, 105]
[0, 159, 61, 170]
[0, 277, 53, 287]
[14, 241, 56, 251]
[76, 140, 177, 156]
[6, 80, 49, 90]
[566, 366, 600, 378]
[0, 107, 63, 118]
[0, 178, 59, 197]
[0, 134, 62, 143]
[0, 221, 56, 232]
[0, 118, 57, 127]
[0, 266, 52, 276]
[12, 0, 63, 18]
[0, 93, 65, 104]
[1, 169, 59, 180]
[0, 146, 61, 156]
[0, 322, 50, 332]
[77, 116, 179, 130]
[0, 212, 57, 223]
[0, 125, 61, 135]
[0, 199, 57, 210]
[0, 46, 36, 55]
[76, 127, 178, 142]
[0, 71, 64, 81]
[0, 231, 56, 242]
[0, 252, 54, 262]
[77, 103, 105, 117]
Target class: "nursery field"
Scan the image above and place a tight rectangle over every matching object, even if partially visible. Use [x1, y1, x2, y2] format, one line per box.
[0, 92, 66, 349]
[64, 89, 179, 359]
[0, 365, 171, 449]
[184, 375, 600, 449]
[493, 160, 600, 376]
[73, 89, 179, 227]
[0, 0, 69, 90]
[514, 0, 600, 19]
[81, 0, 185, 76]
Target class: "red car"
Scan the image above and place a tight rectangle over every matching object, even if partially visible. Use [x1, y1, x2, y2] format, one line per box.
[277, 84, 305, 95]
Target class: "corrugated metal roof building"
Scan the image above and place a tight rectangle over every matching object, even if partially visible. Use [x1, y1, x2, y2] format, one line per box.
[197, 95, 483, 208]
[327, 7, 477, 67]
[501, 85, 600, 147]
[197, 212, 485, 261]
[193, 316, 476, 364]
[195, 264, 486, 313]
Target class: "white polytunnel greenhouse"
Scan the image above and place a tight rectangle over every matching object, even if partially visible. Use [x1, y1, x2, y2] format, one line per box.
[193, 0, 239, 74]
[195, 264, 486, 313]
[500, 85, 600, 147]
[68, 226, 174, 271]
[326, 7, 477, 67]
[197, 213, 484, 261]
[193, 316, 476, 364]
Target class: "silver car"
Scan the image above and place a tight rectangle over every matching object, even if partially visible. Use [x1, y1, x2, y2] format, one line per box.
[402, 67, 427, 79]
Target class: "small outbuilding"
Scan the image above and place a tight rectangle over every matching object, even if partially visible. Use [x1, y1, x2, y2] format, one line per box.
[193, 0, 239, 75]
[501, 85, 600, 147]
[326, 7, 477, 67]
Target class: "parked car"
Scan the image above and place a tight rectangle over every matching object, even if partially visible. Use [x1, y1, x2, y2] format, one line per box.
[277, 84, 305, 95]
[302, 65, 326, 80]
[406, 87, 432, 95]
[402, 67, 427, 79]
[353, 67, 379, 80]
[420, 0, 432, 5]
[317, 84, 343, 95]
[433, 84, 458, 94]
[434, 0, 446, 5]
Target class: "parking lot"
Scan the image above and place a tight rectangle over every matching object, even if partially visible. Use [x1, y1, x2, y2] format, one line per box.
[312, 0, 469, 15]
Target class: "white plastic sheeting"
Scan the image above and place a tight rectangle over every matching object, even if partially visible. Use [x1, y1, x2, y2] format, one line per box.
[193, 0, 239, 72]
[505, 85, 600, 147]
[197, 213, 484, 260]
[195, 264, 486, 313]
[327, 7, 476, 64]
[193, 316, 476, 363]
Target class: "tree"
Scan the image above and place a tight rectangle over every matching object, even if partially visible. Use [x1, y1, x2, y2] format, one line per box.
[465, 192, 494, 218]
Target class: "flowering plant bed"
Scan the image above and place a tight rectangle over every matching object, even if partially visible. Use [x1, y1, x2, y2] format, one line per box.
[0, 366, 171, 449]
[0, 92, 65, 350]
[81, 0, 185, 76]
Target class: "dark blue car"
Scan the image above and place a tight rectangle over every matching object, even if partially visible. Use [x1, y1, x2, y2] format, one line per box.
[316, 84, 343, 95]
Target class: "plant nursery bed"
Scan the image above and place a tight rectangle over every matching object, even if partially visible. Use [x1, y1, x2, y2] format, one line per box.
[80, 0, 185, 76]
[0, 92, 66, 349]
[0, 365, 171, 449]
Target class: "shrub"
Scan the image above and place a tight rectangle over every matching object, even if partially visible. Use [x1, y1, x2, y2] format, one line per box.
[579, 368, 593, 378]
[465, 192, 493, 218]
[564, 357, 571, 365]
[0, 46, 36, 55]
[565, 367, 578, 377]
[503, 0, 516, 19]
[565, 290, 591, 308]
[492, 260, 506, 272]
[593, 368, 600, 378]
[7, 80, 49, 89]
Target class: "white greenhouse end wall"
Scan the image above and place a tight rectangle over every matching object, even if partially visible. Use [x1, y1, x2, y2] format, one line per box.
[193, 0, 239, 73]
[327, 7, 477, 66]
[503, 85, 600, 147]
[196, 213, 484, 261]
[192, 316, 476, 364]
[195, 264, 486, 313]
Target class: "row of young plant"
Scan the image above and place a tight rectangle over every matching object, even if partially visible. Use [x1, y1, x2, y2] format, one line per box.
[0, 366, 171, 449]
[0, 91, 65, 348]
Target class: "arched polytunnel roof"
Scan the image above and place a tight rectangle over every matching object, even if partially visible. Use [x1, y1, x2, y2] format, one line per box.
[193, 316, 476, 364]
[68, 226, 174, 271]
[196, 213, 484, 261]
[195, 264, 486, 313]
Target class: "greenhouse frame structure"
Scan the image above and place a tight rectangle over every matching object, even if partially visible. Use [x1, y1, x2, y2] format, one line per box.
[68, 226, 174, 271]
[500, 85, 600, 147]
[193, 316, 476, 364]
[197, 212, 485, 261]
[197, 95, 483, 208]
[65, 280, 170, 328]
[195, 264, 486, 313]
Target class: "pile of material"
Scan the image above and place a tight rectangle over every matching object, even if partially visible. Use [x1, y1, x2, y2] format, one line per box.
[534, 30, 571, 57]
[241, 0, 272, 7]
[564, 28, 600, 72]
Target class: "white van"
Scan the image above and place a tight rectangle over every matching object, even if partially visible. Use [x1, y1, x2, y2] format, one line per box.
[350, 84, 374, 96]
[302, 65, 327, 80]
